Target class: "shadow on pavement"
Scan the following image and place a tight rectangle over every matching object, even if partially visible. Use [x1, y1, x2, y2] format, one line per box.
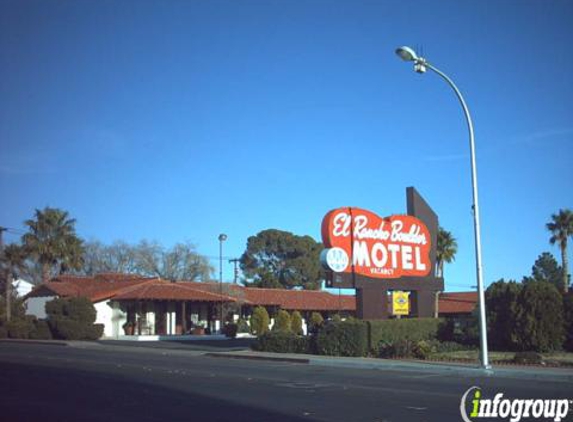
[0, 361, 309, 422]
[100, 337, 256, 351]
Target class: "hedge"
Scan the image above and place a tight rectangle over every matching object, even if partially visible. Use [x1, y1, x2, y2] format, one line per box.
[315, 320, 368, 357]
[253, 331, 309, 354]
[6, 316, 36, 339]
[29, 320, 53, 340]
[367, 318, 443, 350]
[50, 319, 103, 340]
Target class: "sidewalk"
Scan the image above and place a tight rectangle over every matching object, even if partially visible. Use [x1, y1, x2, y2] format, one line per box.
[204, 349, 573, 382]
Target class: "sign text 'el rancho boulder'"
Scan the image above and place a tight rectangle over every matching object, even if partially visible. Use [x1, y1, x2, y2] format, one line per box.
[321, 207, 432, 279]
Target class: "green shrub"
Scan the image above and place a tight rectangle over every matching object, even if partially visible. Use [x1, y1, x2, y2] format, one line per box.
[378, 339, 414, 358]
[308, 312, 324, 334]
[46, 297, 102, 340]
[513, 351, 543, 365]
[290, 311, 303, 335]
[6, 316, 36, 339]
[331, 314, 342, 323]
[237, 318, 250, 333]
[413, 340, 434, 360]
[315, 320, 368, 357]
[253, 331, 309, 354]
[273, 310, 291, 332]
[222, 323, 238, 338]
[250, 306, 270, 336]
[46, 297, 96, 323]
[368, 318, 442, 350]
[29, 320, 53, 340]
[485, 279, 521, 350]
[515, 282, 564, 352]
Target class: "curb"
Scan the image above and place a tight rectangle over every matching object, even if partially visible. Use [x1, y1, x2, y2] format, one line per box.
[0, 339, 69, 347]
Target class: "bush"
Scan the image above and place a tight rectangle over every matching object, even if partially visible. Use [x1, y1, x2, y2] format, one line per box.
[29, 320, 53, 340]
[291, 311, 303, 335]
[331, 314, 342, 323]
[515, 282, 564, 352]
[6, 316, 36, 339]
[308, 312, 324, 335]
[253, 331, 309, 354]
[273, 310, 291, 332]
[46, 297, 102, 340]
[0, 326, 7, 339]
[513, 351, 543, 365]
[486, 279, 521, 351]
[250, 306, 270, 336]
[222, 323, 238, 338]
[236, 318, 250, 334]
[315, 320, 368, 357]
[368, 318, 442, 350]
[46, 297, 96, 323]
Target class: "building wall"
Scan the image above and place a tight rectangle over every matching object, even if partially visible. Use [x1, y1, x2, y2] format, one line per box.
[25, 296, 55, 319]
[94, 301, 117, 338]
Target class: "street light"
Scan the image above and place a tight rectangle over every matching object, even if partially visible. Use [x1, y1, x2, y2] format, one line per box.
[218, 233, 227, 333]
[395, 46, 490, 369]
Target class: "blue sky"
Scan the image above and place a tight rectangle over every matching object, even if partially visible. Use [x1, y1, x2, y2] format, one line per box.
[1, 0, 572, 291]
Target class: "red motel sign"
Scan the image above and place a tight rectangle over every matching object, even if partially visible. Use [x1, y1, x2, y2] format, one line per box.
[321, 207, 432, 279]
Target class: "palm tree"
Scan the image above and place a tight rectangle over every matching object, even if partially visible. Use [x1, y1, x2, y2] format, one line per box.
[1, 244, 28, 322]
[547, 209, 573, 293]
[435, 227, 458, 278]
[22, 207, 84, 283]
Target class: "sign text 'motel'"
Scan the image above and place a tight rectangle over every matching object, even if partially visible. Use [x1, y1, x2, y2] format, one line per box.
[320, 187, 444, 320]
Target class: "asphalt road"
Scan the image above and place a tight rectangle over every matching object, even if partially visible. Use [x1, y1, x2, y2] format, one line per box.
[0, 342, 571, 422]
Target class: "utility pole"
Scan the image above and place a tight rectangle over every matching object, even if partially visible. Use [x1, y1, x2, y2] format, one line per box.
[228, 258, 240, 284]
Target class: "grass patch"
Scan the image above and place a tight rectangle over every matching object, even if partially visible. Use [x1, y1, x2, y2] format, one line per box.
[428, 350, 573, 366]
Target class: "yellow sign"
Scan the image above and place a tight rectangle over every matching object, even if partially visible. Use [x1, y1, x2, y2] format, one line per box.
[392, 291, 410, 316]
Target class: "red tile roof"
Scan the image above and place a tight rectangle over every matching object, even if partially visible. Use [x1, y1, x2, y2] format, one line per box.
[26, 273, 476, 315]
[243, 288, 356, 311]
[113, 281, 237, 302]
[438, 292, 477, 315]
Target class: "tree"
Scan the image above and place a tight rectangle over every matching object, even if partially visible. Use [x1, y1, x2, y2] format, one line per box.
[435, 228, 457, 278]
[485, 279, 521, 351]
[522, 252, 564, 291]
[81, 240, 213, 282]
[515, 281, 564, 352]
[291, 311, 303, 335]
[547, 209, 573, 293]
[0, 244, 28, 322]
[250, 306, 270, 336]
[240, 229, 323, 290]
[308, 311, 324, 335]
[563, 292, 573, 352]
[22, 208, 84, 283]
[273, 309, 292, 332]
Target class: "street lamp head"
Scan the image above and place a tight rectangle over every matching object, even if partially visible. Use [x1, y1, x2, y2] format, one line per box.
[395, 46, 419, 62]
[218, 233, 227, 242]
[395, 46, 427, 74]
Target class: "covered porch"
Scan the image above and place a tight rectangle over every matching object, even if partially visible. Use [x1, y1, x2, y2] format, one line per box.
[112, 282, 238, 337]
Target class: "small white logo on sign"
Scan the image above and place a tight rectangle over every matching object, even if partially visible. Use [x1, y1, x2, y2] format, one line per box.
[321, 247, 349, 273]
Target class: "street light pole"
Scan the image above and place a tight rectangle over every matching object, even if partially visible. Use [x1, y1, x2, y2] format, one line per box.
[218, 233, 227, 333]
[395, 46, 490, 369]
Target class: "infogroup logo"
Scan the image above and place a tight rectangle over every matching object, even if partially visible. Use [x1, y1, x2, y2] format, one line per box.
[460, 386, 571, 422]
